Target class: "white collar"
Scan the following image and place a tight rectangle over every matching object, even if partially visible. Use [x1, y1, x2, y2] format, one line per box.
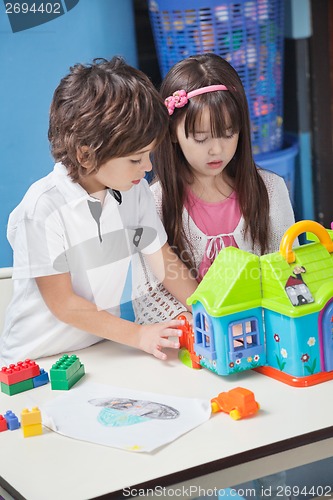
[53, 163, 118, 209]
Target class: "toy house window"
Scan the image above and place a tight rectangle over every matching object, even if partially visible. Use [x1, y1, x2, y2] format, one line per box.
[194, 312, 217, 360]
[228, 317, 261, 360]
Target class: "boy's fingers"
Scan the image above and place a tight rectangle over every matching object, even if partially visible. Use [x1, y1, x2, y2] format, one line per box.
[168, 319, 185, 327]
[153, 348, 167, 361]
[159, 337, 180, 349]
[164, 328, 183, 337]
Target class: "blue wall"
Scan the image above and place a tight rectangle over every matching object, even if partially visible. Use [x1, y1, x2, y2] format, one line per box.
[0, 0, 137, 266]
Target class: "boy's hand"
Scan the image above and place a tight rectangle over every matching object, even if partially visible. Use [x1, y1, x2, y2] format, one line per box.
[177, 311, 193, 325]
[137, 319, 185, 361]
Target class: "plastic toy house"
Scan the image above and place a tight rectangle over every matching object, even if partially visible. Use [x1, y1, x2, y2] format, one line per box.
[185, 247, 266, 376]
[185, 220, 333, 387]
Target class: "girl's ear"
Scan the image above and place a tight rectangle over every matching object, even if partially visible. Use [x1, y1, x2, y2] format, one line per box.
[76, 146, 93, 168]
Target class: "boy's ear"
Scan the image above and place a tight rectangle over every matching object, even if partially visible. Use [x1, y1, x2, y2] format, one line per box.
[77, 146, 93, 168]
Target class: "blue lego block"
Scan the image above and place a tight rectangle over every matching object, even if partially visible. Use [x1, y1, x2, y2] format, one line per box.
[4, 410, 20, 430]
[33, 368, 49, 388]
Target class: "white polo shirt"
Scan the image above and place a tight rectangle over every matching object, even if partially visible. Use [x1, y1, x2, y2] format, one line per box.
[0, 163, 167, 365]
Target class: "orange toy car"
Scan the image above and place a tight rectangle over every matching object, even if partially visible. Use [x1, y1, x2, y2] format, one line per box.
[211, 387, 260, 420]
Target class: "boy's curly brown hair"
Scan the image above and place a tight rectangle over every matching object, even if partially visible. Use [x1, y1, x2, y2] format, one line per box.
[48, 57, 168, 181]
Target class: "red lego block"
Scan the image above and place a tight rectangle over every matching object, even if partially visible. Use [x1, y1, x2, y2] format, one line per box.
[0, 414, 8, 432]
[0, 360, 40, 385]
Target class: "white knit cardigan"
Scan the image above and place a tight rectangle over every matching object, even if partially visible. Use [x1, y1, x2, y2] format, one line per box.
[134, 169, 296, 324]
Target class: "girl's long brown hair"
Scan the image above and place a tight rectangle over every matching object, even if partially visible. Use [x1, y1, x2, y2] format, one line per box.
[152, 53, 270, 271]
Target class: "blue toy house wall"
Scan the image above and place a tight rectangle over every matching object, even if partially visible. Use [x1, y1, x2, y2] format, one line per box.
[223, 308, 266, 375]
[210, 316, 231, 376]
[264, 310, 321, 377]
[192, 303, 265, 376]
[191, 303, 222, 375]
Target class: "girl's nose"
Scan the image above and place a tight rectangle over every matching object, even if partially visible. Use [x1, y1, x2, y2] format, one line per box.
[208, 138, 223, 155]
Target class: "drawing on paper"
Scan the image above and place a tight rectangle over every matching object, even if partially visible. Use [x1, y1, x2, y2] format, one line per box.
[40, 382, 211, 452]
[88, 397, 180, 427]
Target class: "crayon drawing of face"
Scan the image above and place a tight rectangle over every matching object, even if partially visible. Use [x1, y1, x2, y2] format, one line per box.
[88, 397, 180, 427]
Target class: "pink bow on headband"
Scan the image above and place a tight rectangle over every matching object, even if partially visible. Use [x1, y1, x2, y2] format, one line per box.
[164, 90, 188, 115]
[164, 85, 229, 115]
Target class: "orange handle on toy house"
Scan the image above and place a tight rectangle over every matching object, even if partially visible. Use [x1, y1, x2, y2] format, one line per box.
[280, 220, 333, 264]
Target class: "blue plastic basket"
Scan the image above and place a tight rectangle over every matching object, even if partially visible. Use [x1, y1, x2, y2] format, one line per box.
[148, 0, 285, 154]
[254, 134, 298, 205]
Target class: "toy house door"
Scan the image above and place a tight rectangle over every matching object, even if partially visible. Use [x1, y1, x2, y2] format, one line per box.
[321, 300, 333, 371]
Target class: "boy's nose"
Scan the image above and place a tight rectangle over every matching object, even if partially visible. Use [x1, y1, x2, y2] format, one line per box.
[143, 158, 153, 173]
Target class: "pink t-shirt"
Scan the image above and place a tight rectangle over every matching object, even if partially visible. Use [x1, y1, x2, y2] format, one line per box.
[185, 188, 241, 280]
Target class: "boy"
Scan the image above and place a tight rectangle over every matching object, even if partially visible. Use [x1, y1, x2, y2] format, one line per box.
[0, 57, 196, 365]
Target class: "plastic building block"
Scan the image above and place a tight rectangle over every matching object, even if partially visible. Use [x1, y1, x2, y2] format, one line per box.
[211, 387, 260, 420]
[50, 354, 85, 390]
[51, 363, 85, 390]
[0, 360, 40, 385]
[22, 422, 43, 438]
[21, 407, 43, 437]
[32, 368, 49, 388]
[1, 377, 34, 396]
[4, 410, 20, 430]
[0, 414, 8, 432]
[50, 354, 81, 381]
[177, 315, 201, 369]
[21, 407, 41, 426]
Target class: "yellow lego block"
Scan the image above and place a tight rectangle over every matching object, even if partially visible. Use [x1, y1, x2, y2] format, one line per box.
[22, 423, 43, 437]
[21, 407, 41, 426]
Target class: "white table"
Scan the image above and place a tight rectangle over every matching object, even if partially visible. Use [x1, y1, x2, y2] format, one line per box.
[1, 340, 333, 500]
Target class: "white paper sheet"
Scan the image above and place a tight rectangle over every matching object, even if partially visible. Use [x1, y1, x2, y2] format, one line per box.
[40, 382, 211, 452]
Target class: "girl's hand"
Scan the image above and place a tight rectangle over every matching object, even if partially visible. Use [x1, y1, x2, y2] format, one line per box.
[137, 319, 185, 361]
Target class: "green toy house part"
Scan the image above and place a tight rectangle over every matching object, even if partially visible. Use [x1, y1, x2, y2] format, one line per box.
[187, 247, 265, 377]
[260, 241, 333, 316]
[187, 246, 261, 316]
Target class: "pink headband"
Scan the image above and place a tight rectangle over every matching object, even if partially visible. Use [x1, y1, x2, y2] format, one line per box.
[165, 84, 228, 115]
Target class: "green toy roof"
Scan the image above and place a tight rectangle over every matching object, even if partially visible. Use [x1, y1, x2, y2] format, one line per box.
[187, 240, 333, 318]
[261, 241, 333, 316]
[187, 246, 261, 316]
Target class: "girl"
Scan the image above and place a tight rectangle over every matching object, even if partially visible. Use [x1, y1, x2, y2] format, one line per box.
[151, 52, 292, 500]
[0, 57, 197, 365]
[151, 53, 295, 281]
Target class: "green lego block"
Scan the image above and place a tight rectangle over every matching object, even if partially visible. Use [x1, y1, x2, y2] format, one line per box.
[50, 354, 81, 381]
[1, 377, 34, 396]
[50, 364, 85, 390]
